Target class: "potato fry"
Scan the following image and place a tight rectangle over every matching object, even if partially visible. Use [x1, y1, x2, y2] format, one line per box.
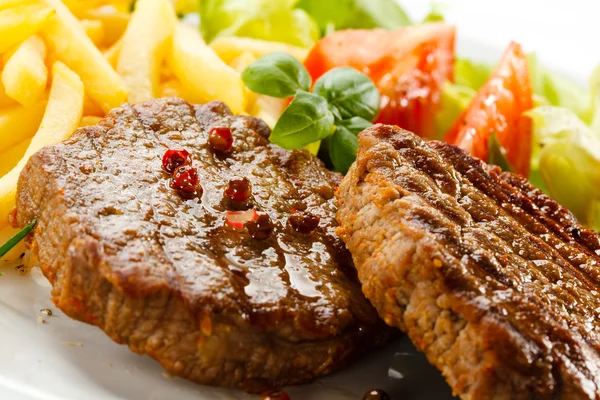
[0, 224, 26, 262]
[0, 100, 46, 155]
[2, 36, 48, 107]
[0, 0, 36, 9]
[103, 37, 121, 68]
[80, 18, 104, 47]
[169, 23, 246, 114]
[83, 7, 129, 46]
[0, 76, 16, 108]
[41, 0, 127, 113]
[0, 137, 29, 177]
[0, 3, 55, 54]
[210, 37, 309, 65]
[83, 93, 104, 116]
[160, 79, 184, 98]
[0, 62, 83, 227]
[79, 115, 102, 126]
[230, 52, 257, 74]
[60, 0, 104, 17]
[117, 0, 176, 103]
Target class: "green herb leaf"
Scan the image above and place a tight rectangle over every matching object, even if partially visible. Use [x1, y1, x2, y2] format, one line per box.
[0, 220, 36, 259]
[242, 52, 311, 98]
[487, 132, 514, 173]
[270, 90, 335, 149]
[313, 67, 380, 122]
[328, 125, 359, 174]
[339, 116, 372, 134]
[422, 2, 446, 22]
[297, 0, 411, 33]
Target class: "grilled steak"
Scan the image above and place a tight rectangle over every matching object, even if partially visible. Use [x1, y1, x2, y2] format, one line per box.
[337, 124, 600, 400]
[15, 97, 390, 392]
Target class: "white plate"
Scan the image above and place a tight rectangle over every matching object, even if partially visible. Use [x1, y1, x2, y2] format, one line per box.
[1, 1, 597, 399]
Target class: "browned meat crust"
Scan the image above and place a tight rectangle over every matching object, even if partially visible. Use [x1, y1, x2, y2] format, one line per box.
[15, 98, 391, 392]
[337, 124, 600, 400]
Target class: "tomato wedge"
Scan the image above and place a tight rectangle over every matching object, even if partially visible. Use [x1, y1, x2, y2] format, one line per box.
[445, 41, 533, 176]
[304, 23, 455, 139]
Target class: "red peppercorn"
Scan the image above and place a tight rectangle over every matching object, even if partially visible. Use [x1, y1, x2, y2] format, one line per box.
[208, 126, 233, 152]
[225, 177, 251, 202]
[162, 148, 192, 173]
[246, 212, 274, 240]
[288, 211, 320, 234]
[260, 389, 290, 400]
[170, 165, 202, 198]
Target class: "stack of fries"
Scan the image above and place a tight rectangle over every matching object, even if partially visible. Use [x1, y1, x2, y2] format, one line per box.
[0, 0, 307, 261]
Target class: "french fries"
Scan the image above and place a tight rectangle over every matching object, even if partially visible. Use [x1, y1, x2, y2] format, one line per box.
[210, 37, 309, 64]
[2, 35, 48, 107]
[117, 0, 176, 103]
[83, 7, 129, 46]
[0, 100, 46, 155]
[80, 18, 104, 46]
[169, 23, 246, 114]
[0, 77, 16, 108]
[0, 0, 37, 10]
[41, 0, 127, 113]
[0, 62, 83, 227]
[0, 3, 55, 53]
[0, 224, 26, 262]
[0, 137, 29, 177]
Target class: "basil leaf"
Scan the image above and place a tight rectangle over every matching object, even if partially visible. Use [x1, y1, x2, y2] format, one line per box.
[297, 0, 411, 32]
[270, 90, 335, 149]
[242, 52, 311, 98]
[0, 220, 36, 259]
[313, 67, 380, 122]
[488, 132, 514, 173]
[328, 125, 359, 174]
[339, 116, 372, 134]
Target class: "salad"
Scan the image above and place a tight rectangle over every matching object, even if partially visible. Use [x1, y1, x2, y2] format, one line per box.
[198, 0, 600, 231]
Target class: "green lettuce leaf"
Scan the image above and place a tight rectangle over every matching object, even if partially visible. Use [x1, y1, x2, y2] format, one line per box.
[527, 106, 600, 230]
[200, 0, 319, 47]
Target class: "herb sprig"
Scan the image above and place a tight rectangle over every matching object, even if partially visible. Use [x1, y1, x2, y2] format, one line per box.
[241, 52, 380, 173]
[0, 220, 36, 259]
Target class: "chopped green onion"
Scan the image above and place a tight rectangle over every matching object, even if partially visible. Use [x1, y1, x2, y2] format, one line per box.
[0, 220, 37, 259]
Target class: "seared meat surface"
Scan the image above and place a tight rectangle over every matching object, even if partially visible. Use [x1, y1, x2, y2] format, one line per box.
[15, 97, 390, 392]
[337, 124, 600, 400]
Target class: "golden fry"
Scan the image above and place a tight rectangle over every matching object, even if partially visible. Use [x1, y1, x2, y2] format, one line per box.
[103, 37, 122, 68]
[0, 0, 36, 10]
[79, 115, 102, 126]
[0, 3, 55, 54]
[160, 79, 184, 98]
[117, 0, 177, 103]
[0, 62, 83, 227]
[0, 100, 46, 155]
[83, 93, 104, 117]
[0, 137, 29, 177]
[80, 18, 104, 47]
[41, 0, 127, 113]
[0, 76, 16, 108]
[230, 52, 256, 74]
[83, 7, 129, 46]
[2, 35, 48, 107]
[0, 224, 26, 261]
[210, 37, 309, 65]
[168, 23, 246, 114]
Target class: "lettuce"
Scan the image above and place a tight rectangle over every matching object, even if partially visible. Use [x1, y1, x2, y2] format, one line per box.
[296, 0, 411, 33]
[527, 106, 600, 230]
[199, 0, 319, 47]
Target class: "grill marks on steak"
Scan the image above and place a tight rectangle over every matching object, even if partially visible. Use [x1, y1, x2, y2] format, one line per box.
[15, 98, 389, 391]
[337, 124, 600, 399]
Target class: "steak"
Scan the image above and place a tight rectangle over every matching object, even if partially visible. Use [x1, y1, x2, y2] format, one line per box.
[15, 97, 390, 392]
[337, 124, 600, 399]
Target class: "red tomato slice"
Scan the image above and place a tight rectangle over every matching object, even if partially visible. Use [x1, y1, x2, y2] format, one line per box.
[304, 23, 456, 139]
[445, 41, 533, 176]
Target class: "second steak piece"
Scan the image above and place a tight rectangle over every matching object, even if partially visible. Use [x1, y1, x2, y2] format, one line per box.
[337, 124, 600, 399]
[15, 97, 391, 392]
